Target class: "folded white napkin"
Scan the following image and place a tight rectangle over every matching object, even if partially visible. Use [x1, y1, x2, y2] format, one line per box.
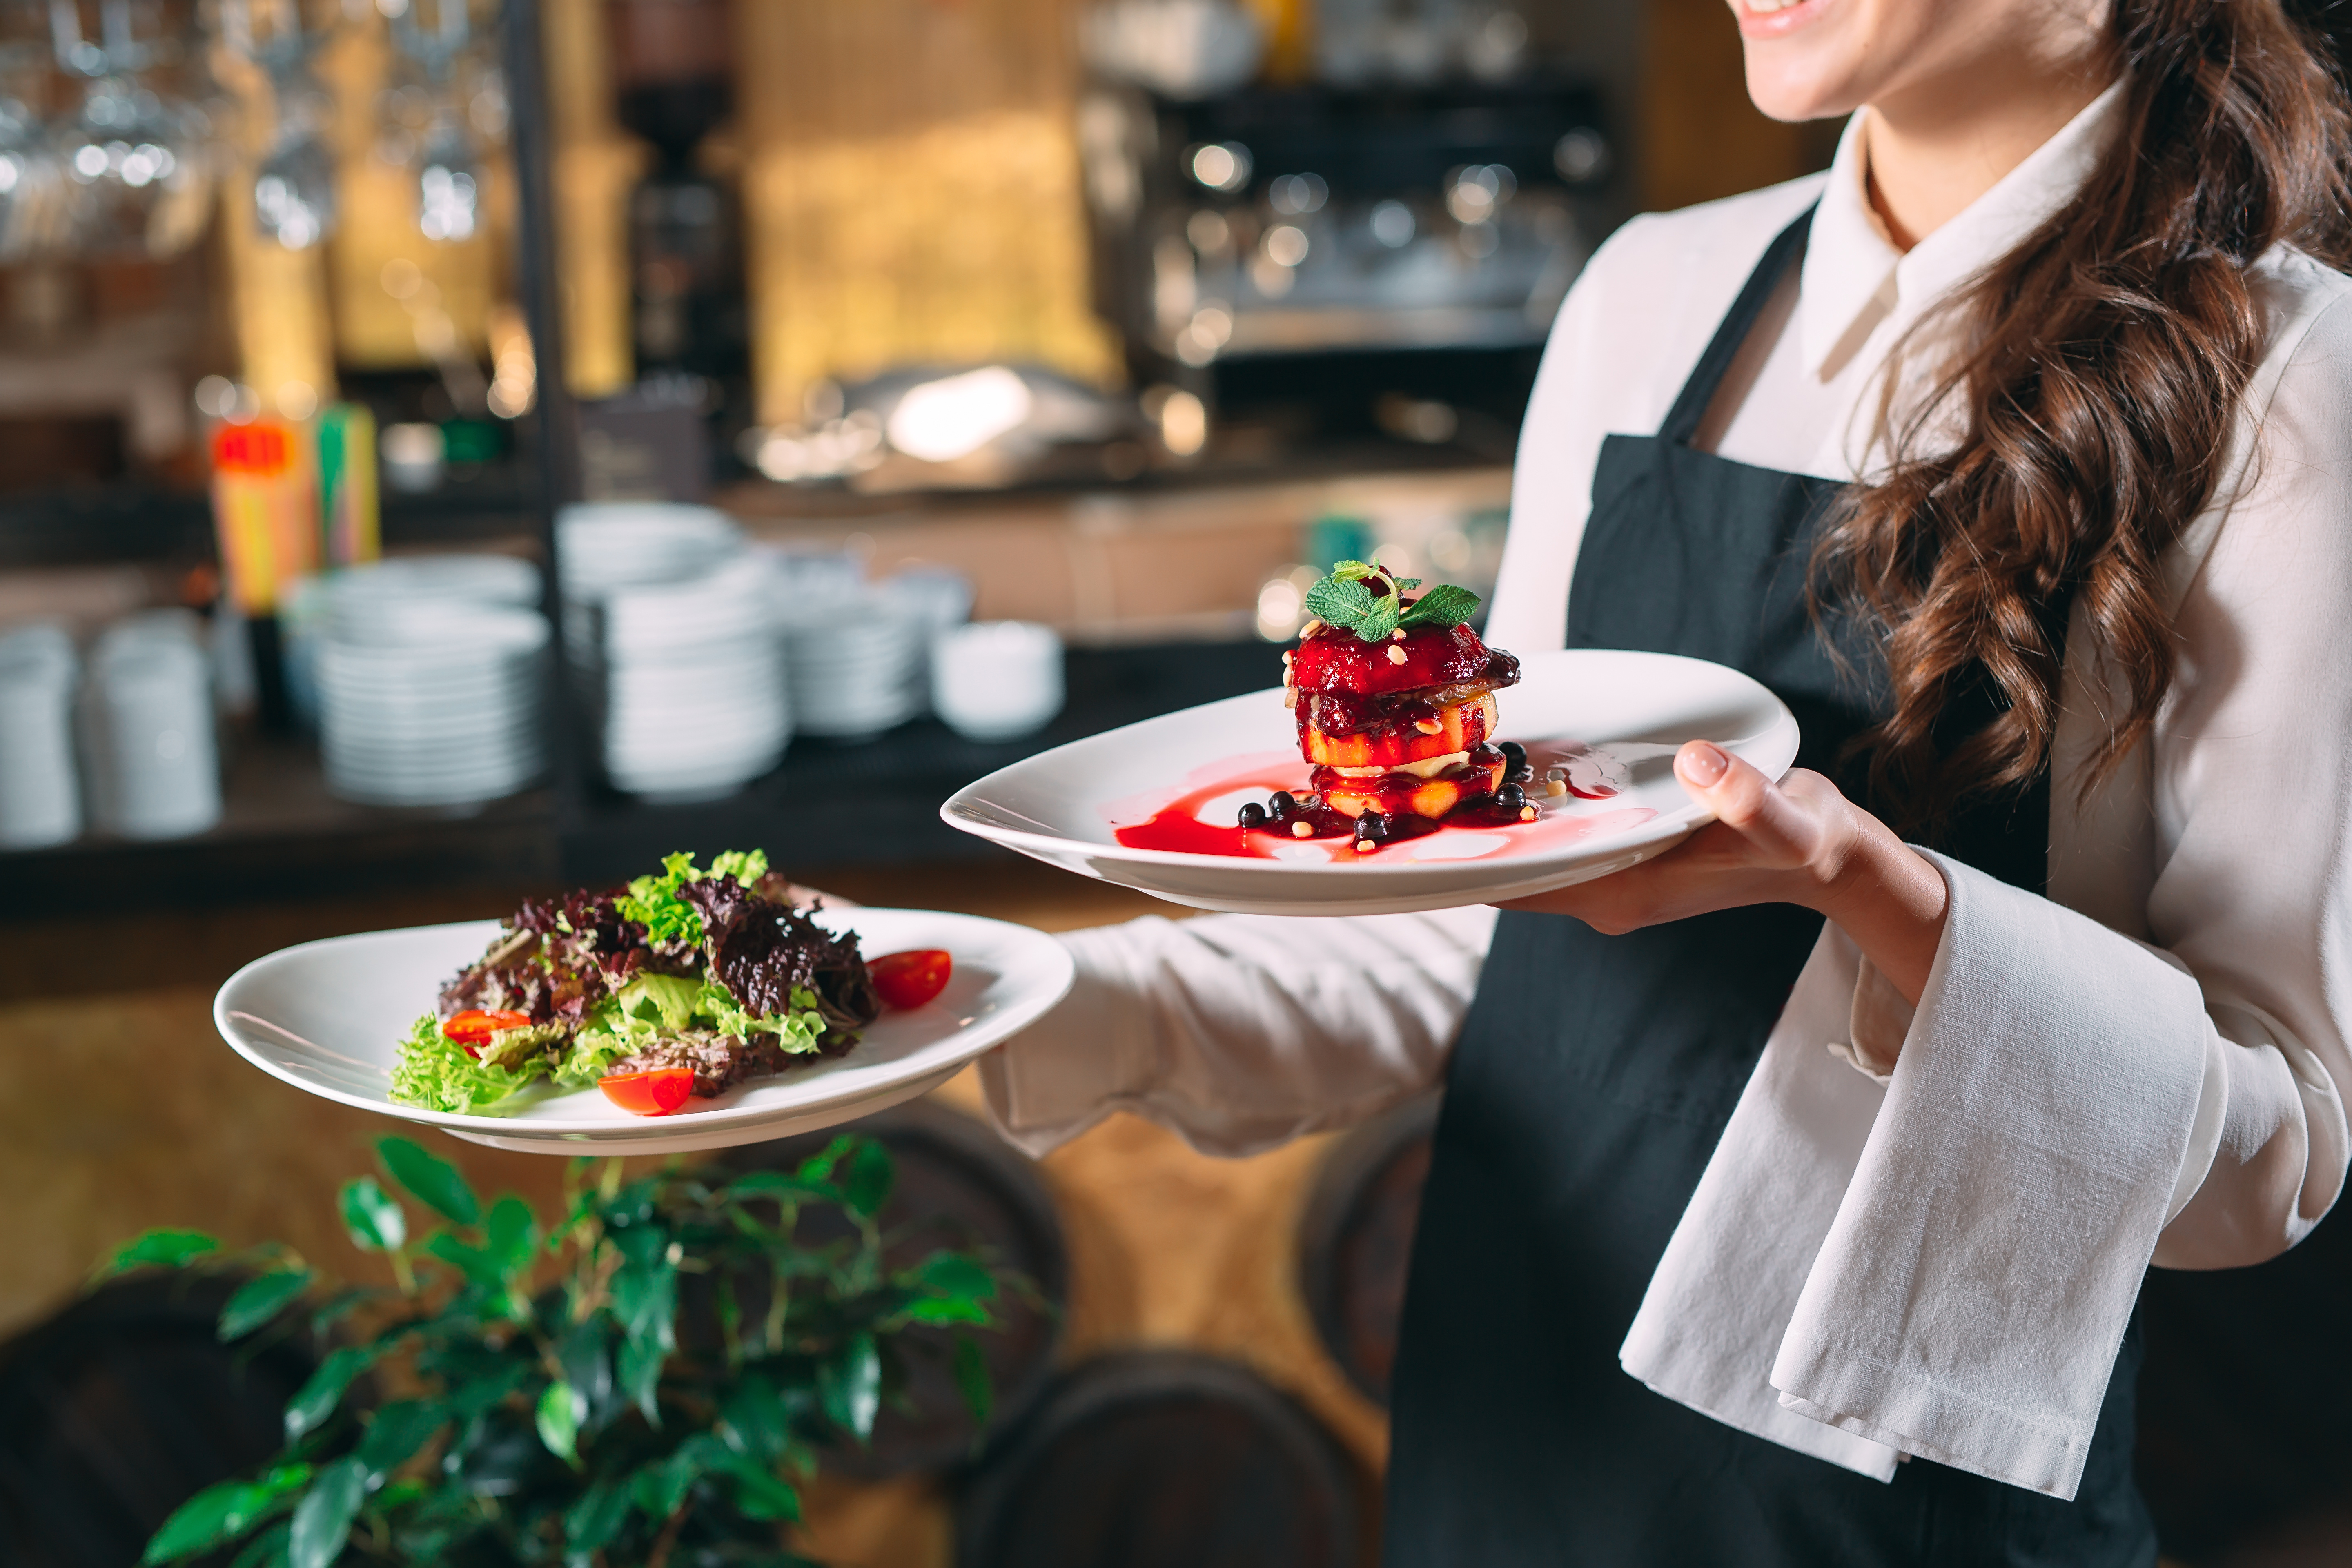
[1624, 851, 2214, 1499]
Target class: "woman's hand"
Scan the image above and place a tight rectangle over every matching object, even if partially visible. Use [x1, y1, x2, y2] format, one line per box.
[1495, 741, 1951, 1006]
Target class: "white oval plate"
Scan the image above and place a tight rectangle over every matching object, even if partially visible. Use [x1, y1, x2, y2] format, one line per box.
[214, 909, 1074, 1155]
[940, 648, 1800, 918]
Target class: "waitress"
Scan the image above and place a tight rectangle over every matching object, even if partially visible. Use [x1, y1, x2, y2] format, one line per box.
[984, 0, 2352, 1560]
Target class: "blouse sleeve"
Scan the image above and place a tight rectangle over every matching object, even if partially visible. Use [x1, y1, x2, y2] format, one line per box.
[976, 905, 1496, 1158]
[2130, 275, 2352, 1267]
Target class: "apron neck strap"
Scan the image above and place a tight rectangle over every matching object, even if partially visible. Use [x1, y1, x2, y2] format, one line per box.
[1659, 205, 1817, 446]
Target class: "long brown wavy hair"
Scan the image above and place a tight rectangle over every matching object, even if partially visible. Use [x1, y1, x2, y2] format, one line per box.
[1815, 0, 2352, 830]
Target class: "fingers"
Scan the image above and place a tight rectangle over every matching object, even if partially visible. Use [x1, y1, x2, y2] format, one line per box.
[1673, 742, 1826, 870]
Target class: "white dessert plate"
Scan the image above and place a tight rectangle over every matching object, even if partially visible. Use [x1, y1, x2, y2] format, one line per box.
[214, 908, 1074, 1155]
[941, 647, 1800, 918]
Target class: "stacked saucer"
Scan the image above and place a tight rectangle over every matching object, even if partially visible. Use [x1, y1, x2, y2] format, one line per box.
[777, 586, 925, 740]
[557, 503, 742, 604]
[0, 624, 81, 848]
[316, 606, 550, 807]
[284, 555, 543, 728]
[84, 614, 221, 840]
[597, 555, 790, 800]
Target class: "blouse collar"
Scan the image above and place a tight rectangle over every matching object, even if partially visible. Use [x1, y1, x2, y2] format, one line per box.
[1798, 76, 2128, 380]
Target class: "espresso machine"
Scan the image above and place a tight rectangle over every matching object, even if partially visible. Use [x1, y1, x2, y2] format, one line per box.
[1079, 70, 1613, 447]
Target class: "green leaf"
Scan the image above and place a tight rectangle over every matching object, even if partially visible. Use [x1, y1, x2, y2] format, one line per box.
[794, 1134, 856, 1185]
[305, 1287, 380, 1339]
[564, 1478, 633, 1554]
[1358, 597, 1404, 641]
[818, 1333, 880, 1441]
[1303, 572, 1376, 630]
[142, 1464, 312, 1564]
[953, 1334, 992, 1432]
[284, 1345, 376, 1440]
[844, 1139, 893, 1218]
[1398, 583, 1481, 629]
[915, 1252, 998, 1303]
[618, 1330, 666, 1427]
[1329, 559, 1376, 582]
[100, 1229, 219, 1280]
[719, 1452, 803, 1523]
[905, 1296, 992, 1326]
[377, 1138, 480, 1227]
[218, 1269, 314, 1343]
[423, 1233, 507, 1292]
[717, 1374, 800, 1462]
[337, 1177, 405, 1254]
[631, 1434, 723, 1521]
[355, 1400, 445, 1480]
[286, 1457, 365, 1568]
[484, 1194, 539, 1266]
[536, 1379, 586, 1466]
[556, 1319, 615, 1415]
[228, 1519, 292, 1568]
[725, 1170, 839, 1204]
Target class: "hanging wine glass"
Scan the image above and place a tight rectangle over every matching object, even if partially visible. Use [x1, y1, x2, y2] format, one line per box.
[0, 92, 69, 262]
[223, 0, 339, 250]
[48, 0, 214, 259]
[388, 0, 477, 243]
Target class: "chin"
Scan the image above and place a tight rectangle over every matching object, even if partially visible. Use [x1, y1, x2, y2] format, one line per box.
[1730, 0, 1877, 123]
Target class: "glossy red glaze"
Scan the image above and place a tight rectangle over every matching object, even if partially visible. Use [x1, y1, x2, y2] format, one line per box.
[1292, 620, 1494, 696]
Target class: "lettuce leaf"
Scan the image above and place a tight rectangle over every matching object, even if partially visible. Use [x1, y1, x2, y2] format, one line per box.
[389, 1013, 549, 1112]
[558, 976, 826, 1087]
[614, 851, 770, 947]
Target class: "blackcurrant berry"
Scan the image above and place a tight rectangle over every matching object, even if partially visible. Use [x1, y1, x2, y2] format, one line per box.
[1495, 782, 1526, 810]
[1270, 791, 1298, 817]
[1238, 802, 1267, 829]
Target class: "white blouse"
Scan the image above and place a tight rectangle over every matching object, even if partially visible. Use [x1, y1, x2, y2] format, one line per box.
[980, 85, 2352, 1497]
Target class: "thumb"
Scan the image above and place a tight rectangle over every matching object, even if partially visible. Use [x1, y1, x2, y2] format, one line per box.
[1674, 740, 1817, 865]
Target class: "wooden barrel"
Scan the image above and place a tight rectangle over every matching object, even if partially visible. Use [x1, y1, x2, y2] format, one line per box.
[1295, 1095, 1440, 1407]
[716, 1098, 1068, 1478]
[956, 1350, 1362, 1568]
[0, 1274, 322, 1568]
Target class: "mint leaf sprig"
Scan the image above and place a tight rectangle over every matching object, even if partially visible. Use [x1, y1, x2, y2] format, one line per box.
[1303, 560, 1482, 643]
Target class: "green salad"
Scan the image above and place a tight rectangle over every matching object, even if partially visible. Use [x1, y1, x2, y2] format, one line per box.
[392, 850, 880, 1114]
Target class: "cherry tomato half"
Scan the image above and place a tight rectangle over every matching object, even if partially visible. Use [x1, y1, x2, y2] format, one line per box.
[598, 1068, 696, 1116]
[443, 1008, 532, 1055]
[870, 949, 953, 1011]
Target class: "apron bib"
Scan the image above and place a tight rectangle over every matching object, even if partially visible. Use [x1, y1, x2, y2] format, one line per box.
[1381, 212, 2156, 1568]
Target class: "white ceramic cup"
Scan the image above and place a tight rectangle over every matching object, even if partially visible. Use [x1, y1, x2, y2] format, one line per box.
[930, 620, 1065, 742]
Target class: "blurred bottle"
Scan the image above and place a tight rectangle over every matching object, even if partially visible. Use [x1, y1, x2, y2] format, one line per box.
[209, 418, 321, 729]
[317, 404, 381, 569]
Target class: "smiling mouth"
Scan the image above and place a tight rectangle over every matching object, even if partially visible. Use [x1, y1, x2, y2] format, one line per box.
[1731, 0, 1824, 33]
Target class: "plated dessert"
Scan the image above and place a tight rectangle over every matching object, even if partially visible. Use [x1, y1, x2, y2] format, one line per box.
[1136, 561, 1575, 857]
[392, 850, 951, 1117]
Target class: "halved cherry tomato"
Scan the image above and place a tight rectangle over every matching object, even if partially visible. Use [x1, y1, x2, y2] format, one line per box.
[870, 949, 952, 1011]
[598, 1068, 696, 1116]
[443, 1009, 532, 1056]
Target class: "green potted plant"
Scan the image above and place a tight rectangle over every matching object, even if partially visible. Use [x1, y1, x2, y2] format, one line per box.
[99, 1131, 1009, 1568]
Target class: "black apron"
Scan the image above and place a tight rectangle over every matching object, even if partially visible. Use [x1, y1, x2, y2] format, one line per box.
[1382, 211, 2158, 1568]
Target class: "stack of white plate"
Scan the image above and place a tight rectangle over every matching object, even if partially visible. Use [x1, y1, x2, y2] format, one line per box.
[558, 502, 742, 604]
[316, 606, 549, 807]
[598, 555, 790, 800]
[777, 586, 926, 740]
[283, 555, 543, 728]
[0, 623, 81, 848]
[84, 615, 221, 840]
